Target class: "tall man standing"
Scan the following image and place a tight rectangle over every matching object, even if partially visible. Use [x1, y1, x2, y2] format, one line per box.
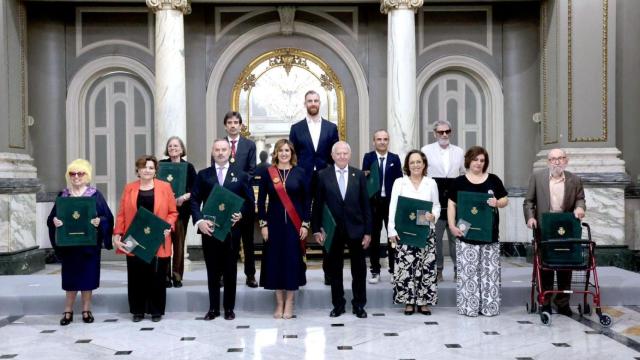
[313, 141, 371, 318]
[362, 129, 402, 283]
[223, 111, 258, 288]
[289, 90, 339, 284]
[523, 148, 586, 316]
[421, 120, 465, 281]
[191, 139, 254, 320]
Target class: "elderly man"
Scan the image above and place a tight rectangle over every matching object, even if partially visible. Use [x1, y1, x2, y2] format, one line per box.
[523, 148, 586, 316]
[313, 141, 372, 318]
[421, 120, 465, 281]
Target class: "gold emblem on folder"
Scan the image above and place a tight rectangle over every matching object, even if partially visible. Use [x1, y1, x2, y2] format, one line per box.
[144, 227, 151, 235]
[166, 174, 174, 182]
[72, 211, 80, 220]
[409, 212, 416, 221]
[471, 207, 478, 215]
[219, 203, 226, 211]
[558, 227, 566, 236]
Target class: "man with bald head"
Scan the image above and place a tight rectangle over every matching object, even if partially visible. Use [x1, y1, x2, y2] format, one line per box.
[313, 141, 372, 318]
[523, 148, 586, 316]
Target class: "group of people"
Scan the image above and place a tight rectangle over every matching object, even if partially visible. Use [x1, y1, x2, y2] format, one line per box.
[47, 90, 586, 325]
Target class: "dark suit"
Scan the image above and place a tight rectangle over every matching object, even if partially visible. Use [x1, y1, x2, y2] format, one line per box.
[313, 165, 372, 309]
[362, 151, 403, 274]
[190, 164, 254, 312]
[523, 168, 586, 308]
[226, 135, 257, 278]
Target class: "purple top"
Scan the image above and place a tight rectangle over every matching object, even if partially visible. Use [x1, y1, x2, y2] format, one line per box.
[61, 186, 98, 198]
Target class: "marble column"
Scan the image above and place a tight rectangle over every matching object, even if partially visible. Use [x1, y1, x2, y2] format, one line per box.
[381, 0, 423, 157]
[538, 0, 629, 247]
[146, 0, 190, 157]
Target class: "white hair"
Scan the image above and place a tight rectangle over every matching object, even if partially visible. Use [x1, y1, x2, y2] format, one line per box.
[331, 141, 351, 154]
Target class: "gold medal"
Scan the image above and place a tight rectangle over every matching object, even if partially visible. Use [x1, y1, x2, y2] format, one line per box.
[230, 158, 235, 163]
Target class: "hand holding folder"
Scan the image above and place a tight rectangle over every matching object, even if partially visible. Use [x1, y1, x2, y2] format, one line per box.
[122, 207, 171, 264]
[456, 191, 494, 242]
[202, 185, 245, 242]
[55, 197, 98, 247]
[394, 196, 433, 248]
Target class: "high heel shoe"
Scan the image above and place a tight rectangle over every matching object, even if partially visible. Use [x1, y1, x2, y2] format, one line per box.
[283, 299, 294, 319]
[404, 305, 415, 316]
[82, 311, 94, 323]
[60, 312, 73, 326]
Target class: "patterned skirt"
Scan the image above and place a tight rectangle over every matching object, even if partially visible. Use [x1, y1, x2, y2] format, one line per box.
[455, 240, 501, 317]
[392, 235, 437, 306]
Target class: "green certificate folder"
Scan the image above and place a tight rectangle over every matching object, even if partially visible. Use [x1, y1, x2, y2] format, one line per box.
[366, 162, 381, 198]
[122, 207, 171, 264]
[456, 191, 494, 242]
[394, 196, 432, 248]
[158, 162, 188, 197]
[540, 212, 582, 242]
[55, 197, 97, 247]
[322, 205, 337, 252]
[202, 185, 245, 242]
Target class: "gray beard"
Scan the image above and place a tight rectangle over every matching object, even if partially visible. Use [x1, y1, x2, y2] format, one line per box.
[549, 165, 565, 177]
[438, 138, 450, 147]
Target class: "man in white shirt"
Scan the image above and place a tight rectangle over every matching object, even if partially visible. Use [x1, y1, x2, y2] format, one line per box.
[421, 120, 465, 281]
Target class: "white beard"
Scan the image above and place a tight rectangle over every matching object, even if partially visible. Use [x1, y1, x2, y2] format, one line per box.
[549, 164, 565, 177]
[438, 138, 450, 147]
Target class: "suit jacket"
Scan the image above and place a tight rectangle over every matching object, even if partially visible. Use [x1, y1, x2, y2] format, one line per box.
[421, 142, 466, 178]
[361, 151, 403, 197]
[289, 118, 339, 179]
[523, 168, 586, 225]
[114, 179, 178, 258]
[312, 165, 372, 240]
[227, 136, 256, 177]
[190, 164, 254, 235]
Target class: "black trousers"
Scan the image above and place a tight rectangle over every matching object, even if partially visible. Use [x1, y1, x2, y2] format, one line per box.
[203, 230, 240, 312]
[327, 232, 367, 309]
[239, 212, 256, 277]
[368, 195, 394, 274]
[541, 269, 572, 307]
[126, 256, 169, 315]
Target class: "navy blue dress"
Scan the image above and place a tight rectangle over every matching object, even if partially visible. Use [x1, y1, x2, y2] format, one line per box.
[47, 187, 114, 291]
[258, 166, 310, 290]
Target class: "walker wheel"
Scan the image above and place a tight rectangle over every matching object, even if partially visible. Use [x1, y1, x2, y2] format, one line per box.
[540, 311, 552, 326]
[599, 313, 612, 328]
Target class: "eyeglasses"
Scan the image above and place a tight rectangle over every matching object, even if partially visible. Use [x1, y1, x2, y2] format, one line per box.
[435, 129, 452, 135]
[68, 172, 86, 177]
[548, 156, 566, 163]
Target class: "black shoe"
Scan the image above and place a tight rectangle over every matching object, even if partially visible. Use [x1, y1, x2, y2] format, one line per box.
[81, 311, 94, 323]
[151, 315, 162, 322]
[132, 314, 144, 322]
[204, 310, 220, 321]
[324, 274, 331, 286]
[353, 307, 367, 319]
[60, 312, 73, 326]
[246, 276, 258, 288]
[329, 306, 346, 318]
[165, 279, 173, 288]
[540, 304, 552, 314]
[173, 279, 183, 288]
[419, 307, 432, 316]
[557, 306, 574, 317]
[224, 309, 236, 320]
[404, 305, 415, 316]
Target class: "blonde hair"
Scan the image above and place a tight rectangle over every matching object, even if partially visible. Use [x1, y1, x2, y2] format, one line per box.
[65, 158, 93, 184]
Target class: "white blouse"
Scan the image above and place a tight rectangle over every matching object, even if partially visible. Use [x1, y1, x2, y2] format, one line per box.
[387, 175, 441, 238]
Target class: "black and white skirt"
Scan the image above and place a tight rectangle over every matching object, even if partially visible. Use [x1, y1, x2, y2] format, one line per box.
[393, 235, 437, 306]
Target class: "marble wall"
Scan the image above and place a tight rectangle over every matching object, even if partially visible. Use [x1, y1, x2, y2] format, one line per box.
[0, 194, 37, 253]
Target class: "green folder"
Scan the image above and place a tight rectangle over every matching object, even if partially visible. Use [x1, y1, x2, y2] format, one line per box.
[540, 212, 582, 242]
[456, 191, 494, 242]
[157, 162, 188, 197]
[122, 207, 171, 264]
[322, 205, 337, 252]
[394, 196, 432, 248]
[366, 162, 381, 198]
[55, 197, 98, 246]
[202, 185, 245, 242]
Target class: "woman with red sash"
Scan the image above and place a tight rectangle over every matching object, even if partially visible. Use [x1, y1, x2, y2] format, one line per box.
[258, 139, 311, 319]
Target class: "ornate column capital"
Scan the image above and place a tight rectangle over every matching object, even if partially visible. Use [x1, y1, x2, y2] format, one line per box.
[380, 0, 424, 14]
[146, 0, 191, 15]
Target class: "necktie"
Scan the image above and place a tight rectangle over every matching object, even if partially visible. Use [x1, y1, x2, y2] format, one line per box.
[338, 169, 346, 199]
[378, 156, 385, 190]
[230, 140, 237, 158]
[217, 166, 225, 185]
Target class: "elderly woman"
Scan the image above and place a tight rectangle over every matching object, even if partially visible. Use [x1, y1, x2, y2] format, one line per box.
[47, 159, 114, 325]
[447, 146, 508, 317]
[160, 136, 197, 288]
[112, 155, 178, 322]
[258, 139, 310, 319]
[387, 150, 440, 315]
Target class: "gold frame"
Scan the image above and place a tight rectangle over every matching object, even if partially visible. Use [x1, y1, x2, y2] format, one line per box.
[230, 48, 346, 140]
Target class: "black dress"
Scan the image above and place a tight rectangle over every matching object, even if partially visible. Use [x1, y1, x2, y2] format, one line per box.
[258, 166, 310, 290]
